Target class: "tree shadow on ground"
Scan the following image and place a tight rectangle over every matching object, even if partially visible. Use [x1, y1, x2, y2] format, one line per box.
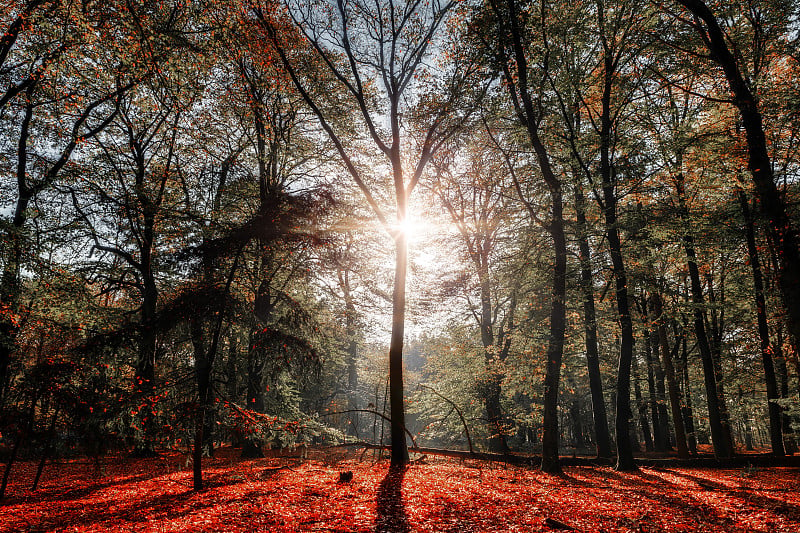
[657, 468, 800, 519]
[375, 464, 409, 533]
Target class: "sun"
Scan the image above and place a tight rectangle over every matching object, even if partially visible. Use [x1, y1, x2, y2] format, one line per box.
[397, 216, 420, 240]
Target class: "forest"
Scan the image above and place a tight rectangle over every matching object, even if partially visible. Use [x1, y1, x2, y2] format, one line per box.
[2, 0, 800, 530]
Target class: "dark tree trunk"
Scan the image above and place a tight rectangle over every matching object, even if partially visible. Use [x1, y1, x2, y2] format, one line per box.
[773, 328, 797, 454]
[590, 12, 637, 468]
[32, 407, 59, 491]
[675, 174, 732, 459]
[679, 329, 698, 455]
[632, 355, 652, 453]
[479, 273, 509, 454]
[132, 268, 158, 457]
[540, 186, 567, 473]
[242, 328, 266, 458]
[738, 189, 784, 455]
[567, 375, 586, 450]
[491, 0, 568, 474]
[706, 274, 735, 453]
[651, 327, 672, 450]
[575, 187, 613, 459]
[388, 230, 409, 466]
[0, 192, 30, 406]
[193, 351, 211, 491]
[739, 385, 755, 451]
[642, 319, 665, 452]
[0, 395, 36, 499]
[0, 102, 34, 406]
[676, 0, 800, 356]
[651, 294, 689, 458]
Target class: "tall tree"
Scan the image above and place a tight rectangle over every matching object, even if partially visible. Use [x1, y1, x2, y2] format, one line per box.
[478, 0, 569, 473]
[738, 188, 784, 455]
[672, 0, 800, 356]
[0, 0, 136, 404]
[435, 132, 518, 453]
[255, 0, 469, 465]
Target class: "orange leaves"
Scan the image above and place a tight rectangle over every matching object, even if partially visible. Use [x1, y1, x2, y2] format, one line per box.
[2, 449, 800, 532]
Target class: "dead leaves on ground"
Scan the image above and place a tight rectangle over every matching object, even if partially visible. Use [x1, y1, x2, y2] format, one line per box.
[1, 447, 799, 532]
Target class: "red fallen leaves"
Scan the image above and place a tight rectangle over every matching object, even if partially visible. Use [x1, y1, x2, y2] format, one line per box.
[1, 447, 799, 532]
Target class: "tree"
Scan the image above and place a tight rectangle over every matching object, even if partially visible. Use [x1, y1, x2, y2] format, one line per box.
[672, 0, 800, 358]
[254, 0, 470, 465]
[0, 0, 137, 404]
[477, 0, 569, 473]
[435, 130, 520, 453]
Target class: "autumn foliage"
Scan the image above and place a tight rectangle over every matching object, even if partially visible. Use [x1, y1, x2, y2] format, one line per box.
[1, 446, 799, 532]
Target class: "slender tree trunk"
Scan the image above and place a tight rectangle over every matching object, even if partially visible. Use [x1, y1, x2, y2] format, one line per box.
[594, 24, 637, 469]
[193, 355, 211, 491]
[706, 274, 735, 452]
[575, 187, 613, 459]
[675, 174, 732, 459]
[651, 327, 672, 450]
[494, 0, 568, 473]
[632, 355, 652, 453]
[642, 321, 665, 452]
[567, 375, 586, 450]
[0, 103, 34, 406]
[651, 294, 689, 458]
[773, 327, 797, 453]
[479, 273, 509, 454]
[738, 189, 784, 455]
[132, 268, 158, 457]
[679, 329, 698, 455]
[242, 327, 266, 458]
[32, 407, 59, 491]
[540, 186, 567, 473]
[0, 394, 36, 499]
[0, 192, 30, 406]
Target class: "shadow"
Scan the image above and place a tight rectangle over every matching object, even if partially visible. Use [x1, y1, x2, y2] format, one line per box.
[657, 468, 800, 519]
[375, 465, 409, 533]
[2, 471, 158, 506]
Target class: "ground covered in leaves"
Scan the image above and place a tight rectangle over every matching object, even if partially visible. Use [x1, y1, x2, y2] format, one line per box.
[2, 446, 799, 532]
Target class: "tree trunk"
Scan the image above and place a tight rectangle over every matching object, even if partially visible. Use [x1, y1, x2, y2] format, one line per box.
[479, 271, 509, 454]
[706, 273, 735, 453]
[242, 327, 266, 458]
[132, 270, 158, 457]
[679, 328, 699, 455]
[594, 27, 637, 469]
[642, 320, 665, 452]
[651, 293, 689, 458]
[0, 192, 30, 406]
[738, 189, 784, 455]
[773, 327, 797, 454]
[389, 230, 409, 466]
[633, 355, 652, 453]
[32, 407, 59, 491]
[575, 187, 613, 459]
[675, 174, 732, 459]
[567, 375, 586, 450]
[540, 186, 568, 473]
[193, 354, 211, 491]
[651, 328, 672, 450]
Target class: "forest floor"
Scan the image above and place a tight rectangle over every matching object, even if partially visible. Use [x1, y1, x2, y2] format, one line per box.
[1, 446, 799, 532]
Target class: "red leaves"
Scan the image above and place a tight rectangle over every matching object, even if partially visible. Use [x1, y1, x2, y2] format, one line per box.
[2, 449, 800, 532]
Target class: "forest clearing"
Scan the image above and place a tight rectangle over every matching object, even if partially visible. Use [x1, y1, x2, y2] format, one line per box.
[2, 446, 800, 533]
